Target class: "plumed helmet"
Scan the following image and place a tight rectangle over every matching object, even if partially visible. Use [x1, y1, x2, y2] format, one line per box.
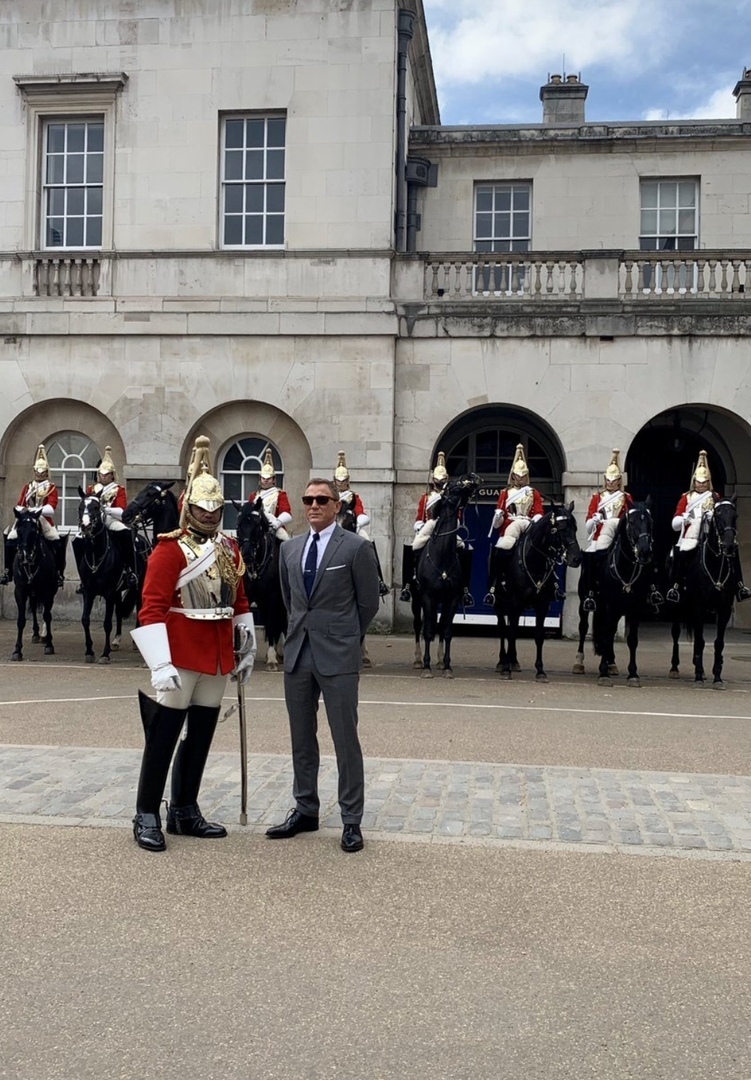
[182, 435, 224, 525]
[334, 450, 350, 483]
[33, 444, 49, 473]
[604, 448, 622, 483]
[432, 451, 449, 483]
[693, 449, 712, 487]
[98, 446, 117, 480]
[509, 444, 529, 484]
[259, 447, 276, 480]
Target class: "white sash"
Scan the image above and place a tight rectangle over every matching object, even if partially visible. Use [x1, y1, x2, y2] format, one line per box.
[505, 485, 531, 509]
[176, 543, 217, 589]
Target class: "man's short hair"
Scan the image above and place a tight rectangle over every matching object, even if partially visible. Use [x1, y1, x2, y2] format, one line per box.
[306, 477, 339, 500]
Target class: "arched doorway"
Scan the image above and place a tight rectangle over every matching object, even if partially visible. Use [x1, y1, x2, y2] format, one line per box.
[435, 405, 566, 626]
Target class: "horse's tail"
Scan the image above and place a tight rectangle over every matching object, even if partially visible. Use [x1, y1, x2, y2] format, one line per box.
[119, 588, 138, 621]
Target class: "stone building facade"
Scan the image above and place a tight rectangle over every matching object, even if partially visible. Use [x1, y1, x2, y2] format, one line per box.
[2, 0, 751, 633]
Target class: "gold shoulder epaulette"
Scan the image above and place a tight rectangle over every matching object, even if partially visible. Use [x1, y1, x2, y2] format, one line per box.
[157, 528, 182, 540]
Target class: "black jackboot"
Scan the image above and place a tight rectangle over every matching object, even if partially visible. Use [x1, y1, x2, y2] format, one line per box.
[114, 530, 139, 589]
[0, 537, 17, 585]
[731, 552, 751, 603]
[51, 537, 67, 587]
[459, 546, 474, 607]
[167, 703, 226, 838]
[666, 548, 685, 604]
[483, 547, 499, 605]
[399, 543, 414, 602]
[133, 690, 188, 852]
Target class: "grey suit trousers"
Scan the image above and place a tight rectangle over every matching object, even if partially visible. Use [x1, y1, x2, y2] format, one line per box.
[284, 637, 364, 823]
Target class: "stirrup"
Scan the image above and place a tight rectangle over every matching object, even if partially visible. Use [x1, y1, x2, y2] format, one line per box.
[649, 587, 664, 607]
[0, 572, 10, 586]
[582, 594, 596, 613]
[57, 574, 65, 587]
[378, 581, 390, 597]
[462, 589, 474, 608]
[666, 585, 680, 603]
[398, 586, 411, 602]
[737, 584, 751, 603]
[482, 589, 495, 606]
[554, 587, 566, 601]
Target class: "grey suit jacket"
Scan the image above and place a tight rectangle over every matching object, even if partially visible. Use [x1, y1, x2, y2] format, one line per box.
[279, 524, 380, 675]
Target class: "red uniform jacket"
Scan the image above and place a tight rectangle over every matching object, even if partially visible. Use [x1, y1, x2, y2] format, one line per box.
[673, 491, 721, 537]
[247, 489, 292, 516]
[494, 487, 544, 535]
[586, 491, 633, 541]
[19, 482, 59, 518]
[86, 483, 127, 509]
[341, 491, 366, 517]
[138, 534, 249, 676]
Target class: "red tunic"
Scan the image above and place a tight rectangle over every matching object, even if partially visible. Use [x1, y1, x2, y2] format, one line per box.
[19, 482, 59, 519]
[673, 491, 720, 538]
[494, 487, 544, 536]
[247, 489, 292, 516]
[87, 483, 127, 509]
[138, 534, 249, 676]
[340, 491, 366, 517]
[586, 491, 634, 541]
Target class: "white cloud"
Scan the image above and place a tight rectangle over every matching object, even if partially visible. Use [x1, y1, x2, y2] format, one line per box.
[643, 86, 737, 122]
[423, 0, 667, 85]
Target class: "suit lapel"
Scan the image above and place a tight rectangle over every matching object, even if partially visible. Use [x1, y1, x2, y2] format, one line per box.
[288, 534, 308, 597]
[310, 525, 345, 597]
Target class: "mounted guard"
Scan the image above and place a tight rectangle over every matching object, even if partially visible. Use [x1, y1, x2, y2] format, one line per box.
[0, 443, 66, 587]
[334, 450, 389, 597]
[580, 449, 633, 612]
[246, 448, 293, 541]
[82, 446, 138, 590]
[486, 444, 550, 602]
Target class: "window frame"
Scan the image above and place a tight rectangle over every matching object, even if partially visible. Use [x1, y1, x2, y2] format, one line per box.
[41, 117, 105, 251]
[473, 182, 532, 295]
[219, 435, 286, 533]
[45, 432, 103, 531]
[639, 177, 699, 252]
[219, 113, 287, 251]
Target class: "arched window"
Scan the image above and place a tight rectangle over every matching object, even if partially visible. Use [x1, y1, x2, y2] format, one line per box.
[220, 435, 284, 531]
[46, 432, 101, 529]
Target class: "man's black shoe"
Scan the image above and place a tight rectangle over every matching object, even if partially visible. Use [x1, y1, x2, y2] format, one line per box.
[341, 824, 364, 853]
[265, 808, 319, 839]
[133, 812, 166, 852]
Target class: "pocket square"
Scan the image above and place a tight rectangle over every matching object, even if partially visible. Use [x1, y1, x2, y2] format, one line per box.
[325, 564, 346, 571]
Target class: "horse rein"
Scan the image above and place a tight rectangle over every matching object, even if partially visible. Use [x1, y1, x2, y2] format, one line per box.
[521, 512, 573, 593]
[700, 504, 737, 592]
[607, 508, 653, 592]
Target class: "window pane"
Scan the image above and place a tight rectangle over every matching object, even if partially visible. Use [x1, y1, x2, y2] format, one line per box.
[67, 218, 84, 246]
[511, 211, 528, 238]
[245, 149, 264, 179]
[86, 217, 102, 246]
[265, 215, 284, 245]
[87, 153, 103, 183]
[641, 209, 657, 234]
[514, 187, 530, 210]
[267, 118, 286, 147]
[660, 210, 677, 235]
[225, 119, 244, 149]
[224, 215, 243, 245]
[67, 123, 85, 152]
[475, 213, 491, 238]
[87, 187, 103, 215]
[641, 182, 658, 208]
[87, 123, 104, 152]
[47, 219, 64, 246]
[48, 188, 65, 216]
[225, 184, 244, 213]
[475, 239, 492, 252]
[678, 181, 696, 206]
[68, 187, 85, 216]
[245, 185, 264, 213]
[225, 151, 243, 180]
[660, 183, 677, 207]
[495, 212, 510, 237]
[48, 124, 66, 153]
[678, 208, 695, 233]
[245, 119, 266, 148]
[67, 154, 84, 183]
[266, 149, 285, 179]
[495, 189, 511, 211]
[266, 184, 285, 213]
[475, 189, 492, 212]
[47, 155, 64, 184]
[244, 216, 263, 245]
[677, 236, 696, 251]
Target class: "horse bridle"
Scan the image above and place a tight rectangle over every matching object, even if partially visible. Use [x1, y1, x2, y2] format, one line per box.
[16, 516, 44, 583]
[240, 510, 274, 580]
[79, 496, 111, 574]
[521, 510, 574, 593]
[607, 508, 652, 592]
[700, 501, 736, 591]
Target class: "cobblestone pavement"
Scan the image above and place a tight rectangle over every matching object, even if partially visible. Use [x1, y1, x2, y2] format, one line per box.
[3, 743, 751, 859]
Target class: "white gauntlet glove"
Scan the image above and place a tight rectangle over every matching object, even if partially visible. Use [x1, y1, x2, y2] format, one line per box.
[130, 623, 182, 693]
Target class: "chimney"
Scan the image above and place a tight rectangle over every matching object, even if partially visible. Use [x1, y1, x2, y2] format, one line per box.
[540, 73, 588, 125]
[733, 68, 751, 120]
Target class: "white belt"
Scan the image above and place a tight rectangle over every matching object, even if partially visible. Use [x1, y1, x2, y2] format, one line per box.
[169, 606, 234, 621]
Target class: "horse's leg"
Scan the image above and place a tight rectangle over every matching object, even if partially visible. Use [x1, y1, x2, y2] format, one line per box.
[573, 604, 589, 674]
[499, 613, 517, 680]
[100, 594, 115, 663]
[597, 613, 616, 686]
[495, 603, 506, 672]
[12, 588, 27, 661]
[441, 603, 456, 677]
[669, 619, 681, 678]
[507, 608, 521, 673]
[81, 592, 95, 663]
[43, 596, 55, 655]
[112, 601, 123, 650]
[625, 616, 641, 687]
[421, 597, 435, 677]
[412, 592, 422, 669]
[712, 603, 731, 688]
[533, 606, 547, 682]
[31, 598, 41, 643]
[692, 615, 706, 684]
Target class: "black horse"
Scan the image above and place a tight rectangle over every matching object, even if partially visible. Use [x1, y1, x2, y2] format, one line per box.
[9, 509, 60, 661]
[668, 498, 739, 688]
[412, 473, 481, 678]
[573, 502, 657, 687]
[121, 480, 180, 549]
[490, 503, 580, 681]
[73, 489, 137, 663]
[236, 497, 287, 671]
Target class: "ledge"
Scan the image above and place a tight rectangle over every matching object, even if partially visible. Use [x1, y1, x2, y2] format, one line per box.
[13, 72, 129, 97]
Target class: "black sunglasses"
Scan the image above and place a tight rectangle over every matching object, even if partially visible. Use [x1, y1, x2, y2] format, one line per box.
[302, 495, 336, 506]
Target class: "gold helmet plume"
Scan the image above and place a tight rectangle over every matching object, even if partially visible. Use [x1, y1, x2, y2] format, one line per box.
[181, 435, 224, 528]
[693, 449, 712, 487]
[432, 451, 448, 483]
[604, 448, 622, 484]
[33, 444, 49, 473]
[334, 450, 350, 483]
[98, 446, 117, 480]
[509, 444, 529, 484]
[259, 447, 276, 481]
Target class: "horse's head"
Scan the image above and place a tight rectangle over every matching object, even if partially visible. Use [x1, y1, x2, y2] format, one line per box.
[543, 501, 581, 567]
[14, 508, 44, 558]
[78, 488, 105, 536]
[122, 481, 176, 527]
[236, 496, 270, 546]
[620, 502, 654, 565]
[443, 473, 482, 514]
[711, 497, 738, 557]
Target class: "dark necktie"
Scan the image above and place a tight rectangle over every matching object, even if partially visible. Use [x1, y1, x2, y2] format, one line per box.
[303, 533, 319, 597]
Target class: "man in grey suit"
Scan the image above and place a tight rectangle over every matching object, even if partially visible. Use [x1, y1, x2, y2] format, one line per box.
[267, 477, 380, 852]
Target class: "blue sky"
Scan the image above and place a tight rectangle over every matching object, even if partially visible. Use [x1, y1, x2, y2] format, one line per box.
[423, 0, 751, 125]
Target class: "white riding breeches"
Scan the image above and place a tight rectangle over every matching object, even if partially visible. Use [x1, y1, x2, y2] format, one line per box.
[156, 668, 228, 710]
[587, 516, 619, 553]
[495, 517, 530, 550]
[7, 518, 59, 541]
[677, 515, 703, 552]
